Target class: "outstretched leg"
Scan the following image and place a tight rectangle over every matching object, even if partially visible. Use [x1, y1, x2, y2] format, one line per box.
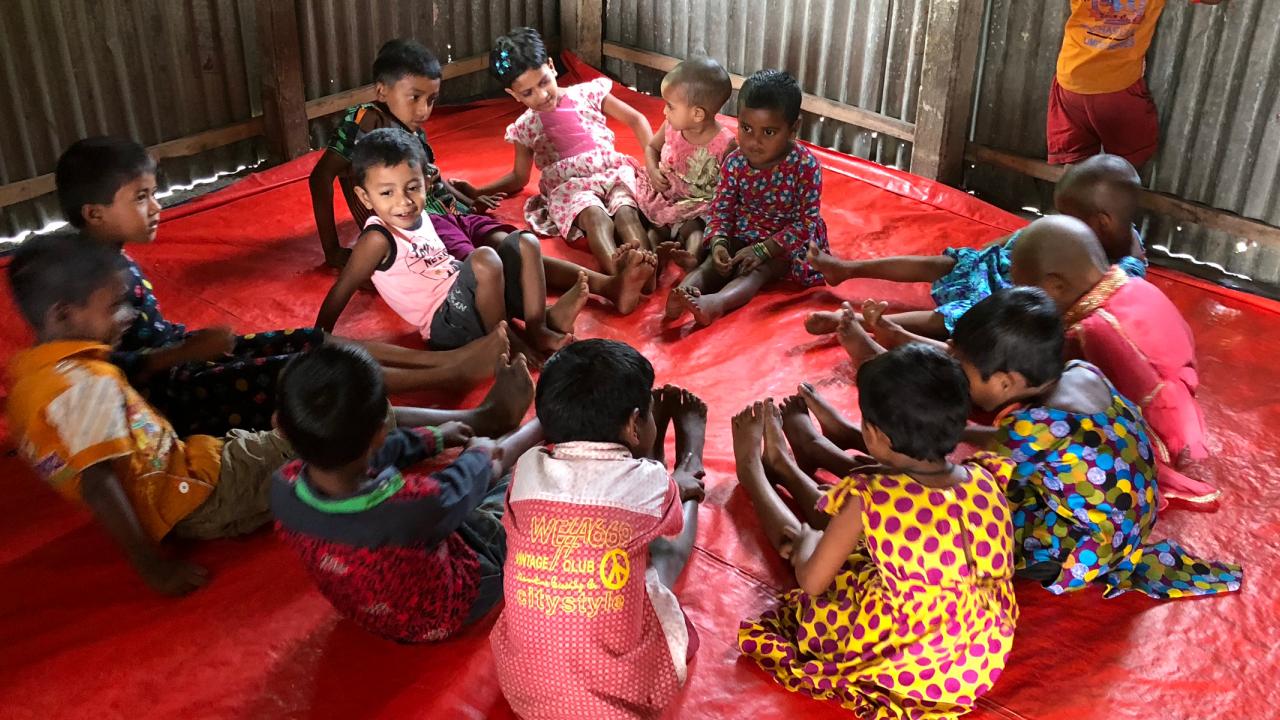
[835, 302, 886, 368]
[329, 327, 511, 392]
[762, 399, 830, 530]
[797, 383, 867, 452]
[393, 354, 534, 437]
[672, 261, 783, 327]
[574, 206, 620, 275]
[733, 402, 805, 554]
[780, 394, 866, 476]
[806, 242, 957, 287]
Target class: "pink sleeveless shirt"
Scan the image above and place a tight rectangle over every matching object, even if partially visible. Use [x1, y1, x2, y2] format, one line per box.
[365, 214, 460, 340]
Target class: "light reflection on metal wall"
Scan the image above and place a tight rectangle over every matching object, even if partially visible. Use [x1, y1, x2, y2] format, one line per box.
[298, 0, 561, 147]
[603, 0, 928, 169]
[0, 0, 264, 238]
[967, 0, 1279, 286]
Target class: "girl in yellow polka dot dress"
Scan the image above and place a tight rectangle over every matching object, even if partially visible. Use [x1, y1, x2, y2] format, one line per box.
[731, 344, 1018, 720]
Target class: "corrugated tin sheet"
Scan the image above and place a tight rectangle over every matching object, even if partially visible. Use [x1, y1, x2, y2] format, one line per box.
[299, 0, 561, 147]
[603, 0, 928, 168]
[0, 0, 264, 239]
[967, 0, 1280, 286]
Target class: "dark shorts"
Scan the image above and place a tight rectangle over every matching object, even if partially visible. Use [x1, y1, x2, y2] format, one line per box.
[1047, 77, 1159, 167]
[428, 232, 526, 350]
[457, 476, 509, 625]
[429, 213, 516, 260]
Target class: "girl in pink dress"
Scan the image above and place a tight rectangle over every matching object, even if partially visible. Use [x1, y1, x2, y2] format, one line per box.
[633, 56, 737, 274]
[474, 27, 658, 291]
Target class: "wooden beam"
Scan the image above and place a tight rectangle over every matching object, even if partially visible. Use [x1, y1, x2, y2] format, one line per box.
[0, 118, 264, 209]
[965, 143, 1280, 247]
[562, 0, 604, 67]
[303, 53, 490, 120]
[601, 42, 915, 142]
[256, 0, 310, 162]
[910, 0, 985, 183]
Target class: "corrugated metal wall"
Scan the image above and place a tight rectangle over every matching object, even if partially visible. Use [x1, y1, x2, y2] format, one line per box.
[299, 0, 560, 147]
[968, 0, 1280, 286]
[603, 0, 929, 169]
[0, 0, 559, 240]
[0, 0, 265, 238]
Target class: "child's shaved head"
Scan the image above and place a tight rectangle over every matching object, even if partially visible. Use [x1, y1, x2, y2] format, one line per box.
[1053, 154, 1141, 260]
[1010, 216, 1109, 313]
[662, 56, 732, 114]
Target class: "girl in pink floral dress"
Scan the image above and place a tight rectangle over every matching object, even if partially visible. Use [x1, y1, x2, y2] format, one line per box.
[633, 56, 736, 273]
[474, 27, 658, 289]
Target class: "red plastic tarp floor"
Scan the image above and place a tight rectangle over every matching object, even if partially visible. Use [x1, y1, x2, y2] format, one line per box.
[1, 57, 1277, 720]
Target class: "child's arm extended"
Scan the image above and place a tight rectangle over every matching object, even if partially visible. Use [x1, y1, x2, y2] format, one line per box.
[372, 424, 476, 470]
[602, 94, 655, 152]
[791, 496, 864, 596]
[309, 149, 354, 268]
[114, 327, 237, 382]
[644, 121, 671, 192]
[315, 230, 391, 333]
[80, 463, 208, 595]
[473, 143, 534, 197]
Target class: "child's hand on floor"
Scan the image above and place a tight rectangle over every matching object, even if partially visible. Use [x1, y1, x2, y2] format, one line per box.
[449, 179, 504, 212]
[138, 555, 209, 596]
[438, 421, 475, 448]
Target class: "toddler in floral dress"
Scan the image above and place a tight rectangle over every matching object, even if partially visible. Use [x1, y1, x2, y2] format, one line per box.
[473, 27, 658, 290]
[667, 69, 831, 326]
[632, 56, 736, 274]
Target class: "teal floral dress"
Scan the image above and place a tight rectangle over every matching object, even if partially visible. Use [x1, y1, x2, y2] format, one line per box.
[993, 361, 1241, 599]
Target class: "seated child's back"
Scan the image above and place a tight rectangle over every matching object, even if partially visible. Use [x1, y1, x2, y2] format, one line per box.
[491, 340, 696, 720]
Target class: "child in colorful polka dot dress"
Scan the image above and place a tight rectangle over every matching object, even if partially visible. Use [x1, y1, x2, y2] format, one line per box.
[951, 287, 1242, 598]
[473, 27, 659, 297]
[732, 343, 1018, 720]
[668, 69, 832, 327]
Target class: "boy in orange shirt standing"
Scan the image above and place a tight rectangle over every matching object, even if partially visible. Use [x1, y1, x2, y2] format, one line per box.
[1049, 0, 1224, 167]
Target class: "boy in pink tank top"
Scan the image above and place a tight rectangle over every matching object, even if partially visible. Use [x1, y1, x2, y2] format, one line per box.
[316, 129, 654, 360]
[491, 340, 707, 720]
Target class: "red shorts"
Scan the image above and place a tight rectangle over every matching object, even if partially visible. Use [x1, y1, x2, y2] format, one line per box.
[1046, 77, 1159, 167]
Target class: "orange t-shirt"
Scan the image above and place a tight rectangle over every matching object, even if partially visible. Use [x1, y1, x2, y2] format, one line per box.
[5, 341, 224, 540]
[1056, 0, 1169, 95]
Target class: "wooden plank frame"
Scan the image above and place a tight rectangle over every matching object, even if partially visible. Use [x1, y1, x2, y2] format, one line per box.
[561, 0, 604, 68]
[601, 42, 915, 142]
[910, 0, 985, 183]
[257, 0, 310, 162]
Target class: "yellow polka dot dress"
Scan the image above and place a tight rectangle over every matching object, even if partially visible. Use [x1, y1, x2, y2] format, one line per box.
[739, 453, 1019, 719]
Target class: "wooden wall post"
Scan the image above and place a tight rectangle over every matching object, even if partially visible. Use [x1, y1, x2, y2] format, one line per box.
[560, 0, 604, 67]
[910, 0, 985, 184]
[256, 0, 309, 161]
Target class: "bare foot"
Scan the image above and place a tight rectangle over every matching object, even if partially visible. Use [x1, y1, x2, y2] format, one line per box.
[806, 242, 852, 286]
[731, 402, 766, 472]
[779, 394, 823, 475]
[471, 353, 535, 436]
[606, 245, 657, 315]
[547, 271, 590, 335]
[835, 302, 884, 367]
[671, 247, 701, 271]
[671, 286, 720, 327]
[664, 285, 688, 321]
[761, 399, 794, 476]
[804, 310, 841, 336]
[651, 384, 677, 464]
[798, 382, 863, 451]
[670, 387, 708, 475]
[655, 240, 682, 280]
[860, 299, 898, 348]
[449, 322, 510, 381]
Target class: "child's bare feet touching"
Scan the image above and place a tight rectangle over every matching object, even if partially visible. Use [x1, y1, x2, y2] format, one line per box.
[650, 384, 677, 464]
[606, 245, 656, 315]
[671, 387, 708, 475]
[761, 398, 795, 476]
[655, 240, 682, 281]
[547, 271, 590, 335]
[835, 302, 884, 366]
[861, 299, 911, 349]
[731, 402, 766, 470]
[798, 382, 864, 450]
[807, 242, 851, 286]
[471, 353, 535, 436]
[451, 322, 511, 381]
[671, 246, 700, 271]
[670, 286, 720, 327]
[779, 394, 823, 474]
[804, 310, 841, 336]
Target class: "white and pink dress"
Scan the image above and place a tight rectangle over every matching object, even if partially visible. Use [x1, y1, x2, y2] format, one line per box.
[505, 77, 642, 242]
[633, 122, 736, 227]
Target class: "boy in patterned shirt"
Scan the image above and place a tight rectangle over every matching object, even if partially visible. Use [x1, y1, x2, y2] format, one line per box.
[309, 38, 508, 268]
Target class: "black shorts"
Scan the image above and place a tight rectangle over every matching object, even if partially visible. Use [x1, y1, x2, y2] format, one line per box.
[428, 232, 526, 350]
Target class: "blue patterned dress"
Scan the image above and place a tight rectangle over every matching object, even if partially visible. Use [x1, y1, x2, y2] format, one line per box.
[992, 361, 1241, 599]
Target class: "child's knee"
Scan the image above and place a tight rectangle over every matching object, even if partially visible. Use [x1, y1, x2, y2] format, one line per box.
[514, 231, 541, 255]
[576, 205, 611, 230]
[470, 247, 503, 280]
